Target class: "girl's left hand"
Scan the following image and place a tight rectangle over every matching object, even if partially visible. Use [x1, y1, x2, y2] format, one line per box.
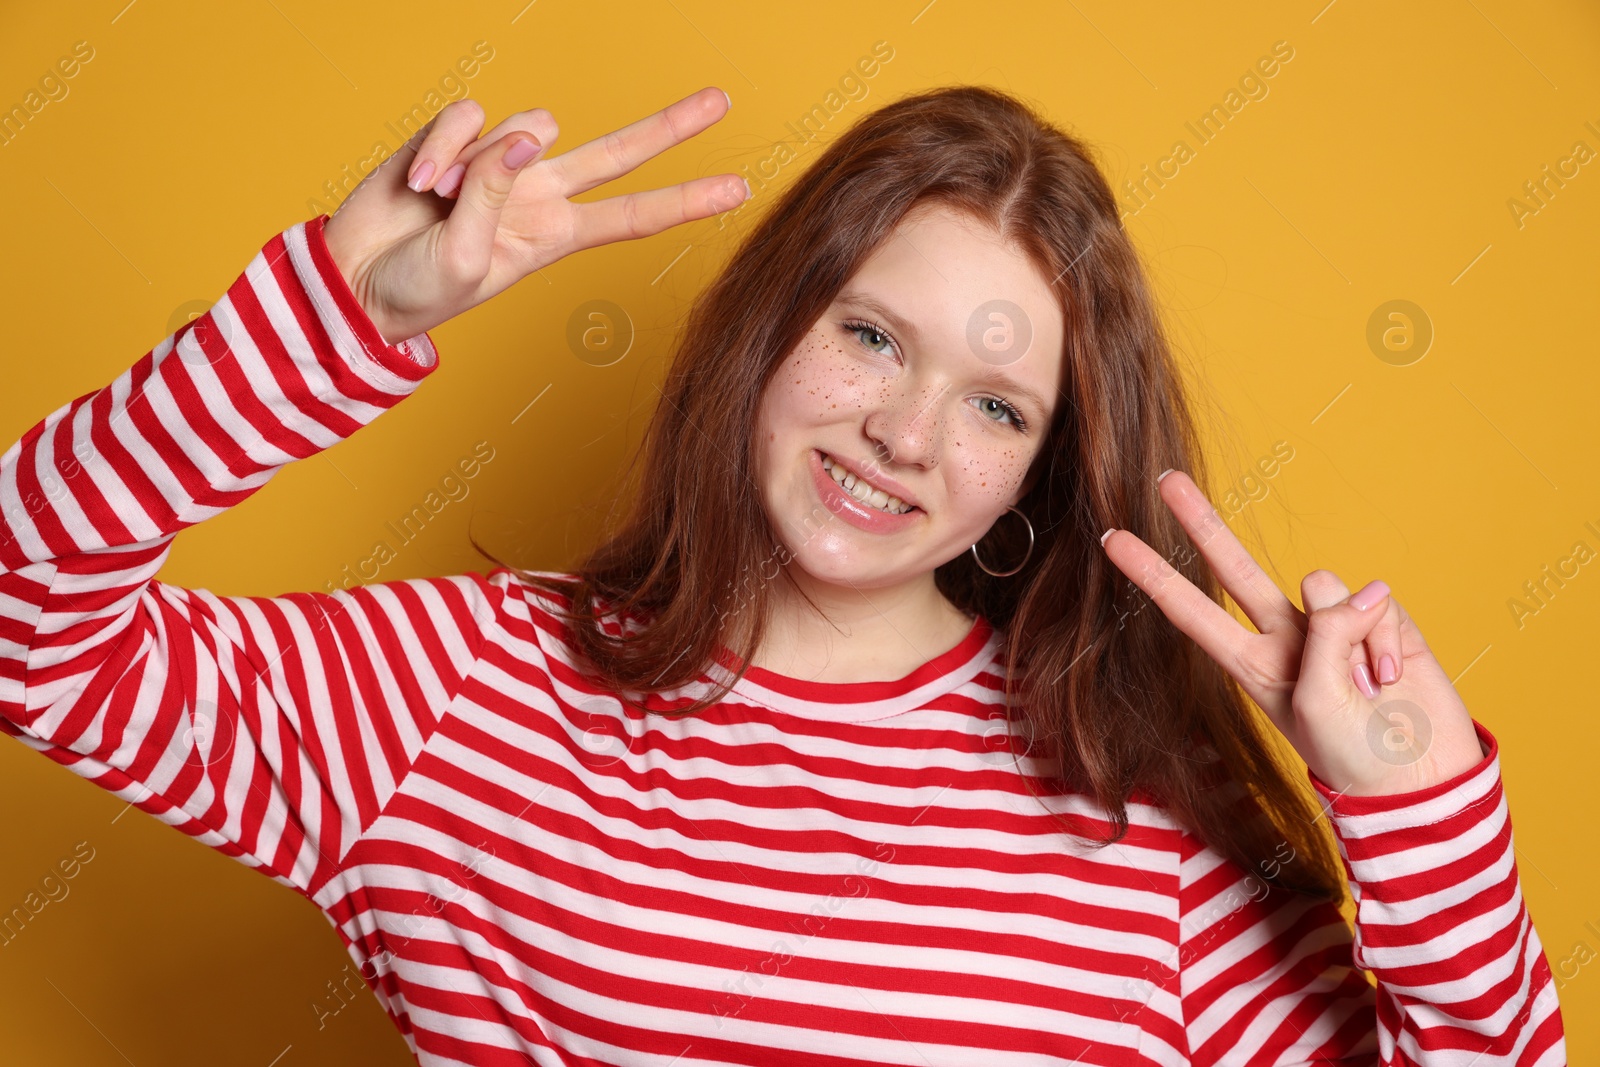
[1100, 469, 1486, 798]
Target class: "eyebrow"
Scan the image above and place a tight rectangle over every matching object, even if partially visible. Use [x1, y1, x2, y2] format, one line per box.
[977, 367, 1050, 423]
[837, 287, 921, 344]
[835, 287, 1053, 421]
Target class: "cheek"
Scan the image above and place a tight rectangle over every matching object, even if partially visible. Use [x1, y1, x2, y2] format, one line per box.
[767, 330, 872, 427]
[952, 440, 1033, 503]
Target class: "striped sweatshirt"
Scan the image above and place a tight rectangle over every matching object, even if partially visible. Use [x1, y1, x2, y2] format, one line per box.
[0, 214, 1568, 1066]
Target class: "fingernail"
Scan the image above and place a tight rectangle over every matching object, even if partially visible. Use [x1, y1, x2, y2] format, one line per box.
[1100, 528, 1116, 545]
[1350, 580, 1390, 611]
[1377, 654, 1397, 685]
[435, 163, 466, 197]
[503, 137, 540, 169]
[721, 89, 732, 108]
[720, 178, 750, 210]
[407, 159, 435, 192]
[1352, 662, 1378, 699]
[1157, 469, 1175, 482]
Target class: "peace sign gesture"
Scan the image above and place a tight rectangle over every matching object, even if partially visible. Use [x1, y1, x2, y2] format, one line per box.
[1100, 470, 1487, 798]
[322, 86, 746, 344]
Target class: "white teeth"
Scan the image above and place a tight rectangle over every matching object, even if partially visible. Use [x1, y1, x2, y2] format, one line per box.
[819, 452, 914, 515]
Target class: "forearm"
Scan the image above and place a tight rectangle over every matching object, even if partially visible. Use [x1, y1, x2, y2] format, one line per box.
[0, 212, 437, 738]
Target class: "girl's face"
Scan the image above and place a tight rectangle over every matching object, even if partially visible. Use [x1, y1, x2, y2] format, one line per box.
[753, 201, 1066, 593]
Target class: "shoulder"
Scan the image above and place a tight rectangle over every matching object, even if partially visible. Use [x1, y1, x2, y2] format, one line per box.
[475, 567, 650, 646]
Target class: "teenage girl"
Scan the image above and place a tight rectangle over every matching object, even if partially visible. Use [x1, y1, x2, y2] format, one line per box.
[0, 83, 1566, 1064]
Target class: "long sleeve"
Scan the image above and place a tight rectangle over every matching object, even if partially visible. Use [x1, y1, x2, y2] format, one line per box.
[0, 214, 506, 900]
[1173, 719, 1567, 1065]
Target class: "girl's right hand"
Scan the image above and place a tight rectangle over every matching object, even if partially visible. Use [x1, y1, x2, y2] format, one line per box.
[321, 86, 747, 344]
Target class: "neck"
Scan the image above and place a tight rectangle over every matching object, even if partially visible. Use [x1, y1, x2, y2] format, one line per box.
[747, 563, 976, 683]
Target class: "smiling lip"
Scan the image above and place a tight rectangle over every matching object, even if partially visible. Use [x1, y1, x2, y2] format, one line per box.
[816, 449, 921, 510]
[810, 449, 921, 534]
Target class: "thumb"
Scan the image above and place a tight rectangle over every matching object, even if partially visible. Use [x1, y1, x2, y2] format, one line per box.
[439, 132, 544, 285]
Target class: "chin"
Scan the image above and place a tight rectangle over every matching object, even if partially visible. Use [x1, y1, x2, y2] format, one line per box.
[759, 449, 942, 588]
[778, 534, 927, 592]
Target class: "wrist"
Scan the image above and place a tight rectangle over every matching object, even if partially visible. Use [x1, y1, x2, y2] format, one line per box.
[320, 213, 396, 343]
[322, 211, 359, 288]
[1310, 720, 1495, 807]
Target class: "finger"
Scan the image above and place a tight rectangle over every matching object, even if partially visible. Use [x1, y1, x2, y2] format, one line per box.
[330, 115, 441, 220]
[1101, 527, 1251, 676]
[1156, 470, 1303, 636]
[1299, 567, 1349, 613]
[439, 132, 546, 284]
[1299, 570, 1389, 705]
[433, 108, 561, 199]
[402, 98, 490, 194]
[569, 174, 749, 249]
[546, 86, 730, 198]
[1298, 569, 1372, 695]
[1365, 592, 1406, 689]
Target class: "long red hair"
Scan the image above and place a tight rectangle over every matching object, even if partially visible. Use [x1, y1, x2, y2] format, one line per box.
[475, 84, 1345, 902]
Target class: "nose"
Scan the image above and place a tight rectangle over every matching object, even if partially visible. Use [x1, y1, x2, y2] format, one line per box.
[863, 380, 948, 472]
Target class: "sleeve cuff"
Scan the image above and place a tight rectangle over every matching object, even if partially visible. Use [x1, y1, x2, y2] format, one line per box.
[301, 212, 439, 379]
[1307, 719, 1499, 825]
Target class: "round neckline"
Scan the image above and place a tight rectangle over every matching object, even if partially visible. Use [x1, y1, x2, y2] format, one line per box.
[706, 613, 1002, 723]
[511, 570, 1005, 723]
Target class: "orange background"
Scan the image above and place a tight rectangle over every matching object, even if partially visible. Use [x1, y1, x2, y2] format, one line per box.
[1, 1, 1597, 1062]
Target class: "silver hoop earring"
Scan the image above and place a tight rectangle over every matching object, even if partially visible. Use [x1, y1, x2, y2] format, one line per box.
[970, 505, 1035, 577]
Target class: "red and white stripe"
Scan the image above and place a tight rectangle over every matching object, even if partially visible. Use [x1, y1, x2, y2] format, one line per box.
[0, 213, 1568, 1065]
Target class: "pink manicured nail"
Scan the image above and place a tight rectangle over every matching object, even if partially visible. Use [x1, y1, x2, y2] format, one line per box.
[1377, 654, 1398, 685]
[1352, 662, 1378, 699]
[1350, 580, 1390, 611]
[503, 137, 540, 169]
[407, 159, 435, 192]
[435, 163, 466, 198]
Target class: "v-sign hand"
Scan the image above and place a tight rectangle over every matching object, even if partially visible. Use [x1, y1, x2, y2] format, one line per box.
[1100, 469, 1487, 798]
[323, 86, 747, 345]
